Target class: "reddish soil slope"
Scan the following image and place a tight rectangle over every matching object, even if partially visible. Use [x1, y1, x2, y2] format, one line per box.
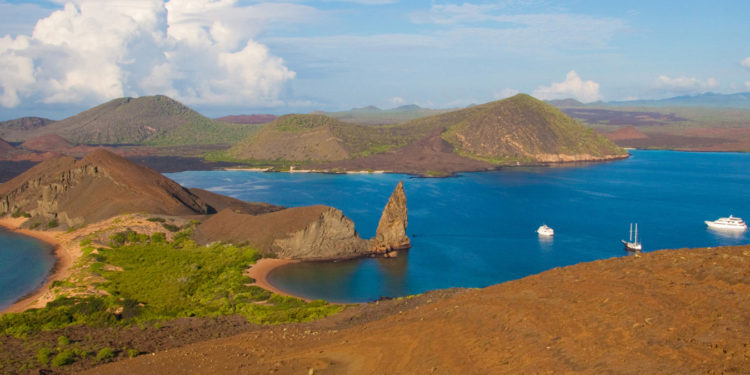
[87, 245, 750, 374]
[20, 134, 75, 152]
[0, 149, 208, 226]
[602, 125, 649, 141]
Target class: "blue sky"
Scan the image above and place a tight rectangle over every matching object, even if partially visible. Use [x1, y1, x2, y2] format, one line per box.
[0, 0, 749, 120]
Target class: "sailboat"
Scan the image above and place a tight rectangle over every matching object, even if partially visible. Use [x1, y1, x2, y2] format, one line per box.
[622, 223, 642, 252]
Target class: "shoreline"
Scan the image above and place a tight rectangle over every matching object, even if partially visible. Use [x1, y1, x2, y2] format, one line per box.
[0, 217, 74, 315]
[245, 258, 311, 301]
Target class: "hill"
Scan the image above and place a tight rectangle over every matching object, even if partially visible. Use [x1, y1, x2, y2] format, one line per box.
[85, 244, 750, 374]
[0, 137, 18, 159]
[0, 148, 210, 228]
[230, 95, 626, 173]
[215, 114, 277, 124]
[324, 105, 451, 125]
[228, 114, 423, 162]
[20, 134, 75, 152]
[0, 117, 55, 142]
[9, 96, 260, 146]
[428, 94, 626, 163]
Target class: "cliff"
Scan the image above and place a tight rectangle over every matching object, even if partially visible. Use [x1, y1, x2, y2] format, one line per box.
[371, 181, 410, 254]
[0, 149, 209, 228]
[193, 206, 369, 259]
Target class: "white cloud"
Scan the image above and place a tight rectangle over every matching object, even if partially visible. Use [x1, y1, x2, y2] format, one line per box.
[389, 96, 405, 105]
[0, 0, 311, 108]
[532, 71, 602, 103]
[742, 57, 750, 69]
[493, 88, 519, 100]
[653, 75, 719, 94]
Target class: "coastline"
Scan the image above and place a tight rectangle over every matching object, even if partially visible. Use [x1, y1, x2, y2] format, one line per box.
[0, 217, 74, 315]
[245, 258, 310, 301]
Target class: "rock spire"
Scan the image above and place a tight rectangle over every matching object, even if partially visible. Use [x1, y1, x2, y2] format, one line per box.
[371, 181, 410, 255]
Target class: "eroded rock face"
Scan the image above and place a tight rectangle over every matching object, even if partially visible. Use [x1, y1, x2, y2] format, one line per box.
[274, 207, 369, 259]
[371, 181, 410, 253]
[0, 149, 209, 228]
[193, 206, 369, 260]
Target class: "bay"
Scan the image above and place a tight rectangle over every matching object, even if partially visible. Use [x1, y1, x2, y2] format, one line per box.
[0, 228, 55, 310]
[167, 150, 750, 302]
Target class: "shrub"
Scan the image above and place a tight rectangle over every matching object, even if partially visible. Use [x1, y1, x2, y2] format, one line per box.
[57, 335, 70, 347]
[36, 348, 51, 366]
[11, 210, 23, 218]
[127, 348, 139, 358]
[146, 217, 166, 223]
[51, 349, 75, 367]
[150, 232, 166, 243]
[96, 347, 115, 362]
[161, 223, 180, 232]
[47, 220, 58, 228]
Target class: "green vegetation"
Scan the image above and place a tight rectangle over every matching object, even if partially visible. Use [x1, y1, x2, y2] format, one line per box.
[47, 220, 58, 229]
[95, 347, 115, 362]
[36, 348, 51, 366]
[0, 229, 343, 340]
[51, 349, 75, 367]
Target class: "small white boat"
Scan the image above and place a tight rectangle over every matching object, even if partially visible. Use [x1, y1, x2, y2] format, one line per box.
[537, 224, 554, 236]
[705, 215, 747, 231]
[622, 223, 642, 252]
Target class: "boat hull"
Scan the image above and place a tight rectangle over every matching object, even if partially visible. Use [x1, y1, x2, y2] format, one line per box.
[705, 221, 747, 231]
[621, 240, 642, 252]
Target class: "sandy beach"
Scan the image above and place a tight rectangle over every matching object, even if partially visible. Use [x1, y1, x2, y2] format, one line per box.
[245, 258, 309, 301]
[0, 217, 77, 314]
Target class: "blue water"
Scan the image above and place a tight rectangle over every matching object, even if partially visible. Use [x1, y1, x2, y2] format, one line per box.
[164, 150, 750, 303]
[0, 228, 55, 310]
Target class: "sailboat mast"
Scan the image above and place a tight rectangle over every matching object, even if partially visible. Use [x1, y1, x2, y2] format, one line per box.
[629, 223, 633, 242]
[635, 223, 638, 244]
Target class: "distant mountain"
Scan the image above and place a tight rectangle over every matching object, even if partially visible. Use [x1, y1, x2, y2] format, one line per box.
[596, 92, 750, 109]
[421, 94, 626, 163]
[545, 98, 585, 107]
[0, 117, 56, 142]
[393, 104, 422, 111]
[7, 95, 260, 146]
[215, 114, 277, 125]
[0, 149, 210, 228]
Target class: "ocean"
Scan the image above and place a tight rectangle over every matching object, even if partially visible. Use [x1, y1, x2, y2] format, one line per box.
[0, 150, 747, 307]
[0, 228, 55, 310]
[166, 150, 750, 302]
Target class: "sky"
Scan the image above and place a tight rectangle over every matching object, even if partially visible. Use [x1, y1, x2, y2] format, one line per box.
[0, 0, 749, 120]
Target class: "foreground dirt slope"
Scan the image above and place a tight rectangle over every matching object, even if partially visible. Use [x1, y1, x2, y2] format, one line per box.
[87, 246, 750, 374]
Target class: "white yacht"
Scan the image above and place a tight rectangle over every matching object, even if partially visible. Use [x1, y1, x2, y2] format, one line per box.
[622, 223, 642, 252]
[705, 215, 747, 231]
[537, 224, 554, 236]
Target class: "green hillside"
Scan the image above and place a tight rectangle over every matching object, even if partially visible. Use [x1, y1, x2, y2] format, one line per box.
[435, 94, 626, 163]
[28, 95, 258, 146]
[228, 114, 430, 162]
[228, 94, 625, 169]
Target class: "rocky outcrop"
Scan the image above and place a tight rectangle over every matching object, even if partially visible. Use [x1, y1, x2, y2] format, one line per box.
[0, 149, 209, 228]
[370, 181, 410, 254]
[274, 207, 369, 259]
[193, 206, 369, 259]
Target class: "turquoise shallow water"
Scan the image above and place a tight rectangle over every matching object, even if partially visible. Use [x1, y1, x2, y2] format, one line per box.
[0, 228, 55, 310]
[166, 150, 750, 302]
